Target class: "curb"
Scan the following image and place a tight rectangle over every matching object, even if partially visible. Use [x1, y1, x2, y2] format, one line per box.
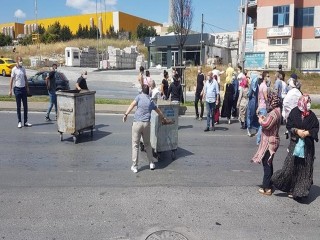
[1, 101, 319, 117]
[0, 101, 193, 116]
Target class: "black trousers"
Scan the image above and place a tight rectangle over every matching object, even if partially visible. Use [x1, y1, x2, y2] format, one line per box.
[262, 150, 273, 189]
[194, 93, 204, 118]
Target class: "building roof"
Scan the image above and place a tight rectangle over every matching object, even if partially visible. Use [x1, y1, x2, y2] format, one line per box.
[144, 33, 215, 47]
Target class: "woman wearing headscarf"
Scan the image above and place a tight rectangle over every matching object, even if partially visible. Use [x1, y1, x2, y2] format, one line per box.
[246, 72, 260, 136]
[237, 77, 249, 129]
[251, 91, 282, 196]
[272, 95, 319, 200]
[282, 77, 302, 122]
[221, 72, 235, 124]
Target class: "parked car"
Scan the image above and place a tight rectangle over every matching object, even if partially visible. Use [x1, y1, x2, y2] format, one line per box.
[0, 57, 16, 77]
[28, 71, 70, 95]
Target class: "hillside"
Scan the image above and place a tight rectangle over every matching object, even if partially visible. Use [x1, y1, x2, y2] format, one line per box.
[0, 38, 147, 66]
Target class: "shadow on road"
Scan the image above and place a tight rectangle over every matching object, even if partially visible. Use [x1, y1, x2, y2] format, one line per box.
[31, 122, 55, 127]
[155, 147, 194, 170]
[178, 124, 193, 130]
[62, 124, 111, 143]
[273, 185, 320, 204]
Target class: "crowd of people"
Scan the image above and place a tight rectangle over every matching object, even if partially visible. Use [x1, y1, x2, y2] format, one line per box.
[194, 63, 319, 202]
[9, 59, 318, 202]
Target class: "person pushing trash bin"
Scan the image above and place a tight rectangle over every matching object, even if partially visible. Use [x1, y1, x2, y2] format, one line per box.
[123, 84, 172, 173]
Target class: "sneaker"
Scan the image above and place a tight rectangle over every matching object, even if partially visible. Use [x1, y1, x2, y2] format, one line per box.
[195, 116, 199, 120]
[288, 193, 293, 198]
[131, 165, 138, 173]
[24, 122, 32, 127]
[204, 127, 210, 132]
[45, 116, 51, 121]
[18, 122, 22, 128]
[150, 162, 155, 170]
[228, 119, 231, 124]
[199, 117, 203, 121]
[247, 128, 253, 137]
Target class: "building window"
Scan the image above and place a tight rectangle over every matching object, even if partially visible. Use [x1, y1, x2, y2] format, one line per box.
[295, 7, 314, 27]
[269, 38, 289, 45]
[296, 53, 319, 69]
[273, 5, 290, 26]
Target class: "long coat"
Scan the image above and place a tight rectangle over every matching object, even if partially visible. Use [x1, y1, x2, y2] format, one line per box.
[252, 107, 281, 163]
[221, 83, 234, 119]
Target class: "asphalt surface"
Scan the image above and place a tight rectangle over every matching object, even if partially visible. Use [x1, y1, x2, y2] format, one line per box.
[0, 111, 319, 240]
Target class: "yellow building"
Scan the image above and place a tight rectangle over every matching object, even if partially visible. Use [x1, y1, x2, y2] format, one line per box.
[0, 11, 161, 39]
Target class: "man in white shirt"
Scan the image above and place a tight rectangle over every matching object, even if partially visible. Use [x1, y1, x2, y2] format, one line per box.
[201, 71, 220, 132]
[8, 56, 32, 128]
[211, 65, 224, 84]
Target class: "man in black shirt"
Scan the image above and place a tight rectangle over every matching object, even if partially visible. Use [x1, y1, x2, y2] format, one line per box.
[167, 73, 184, 104]
[194, 66, 205, 120]
[76, 70, 88, 90]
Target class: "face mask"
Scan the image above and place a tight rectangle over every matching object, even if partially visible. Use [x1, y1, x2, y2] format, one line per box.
[306, 102, 311, 111]
[83, 75, 87, 79]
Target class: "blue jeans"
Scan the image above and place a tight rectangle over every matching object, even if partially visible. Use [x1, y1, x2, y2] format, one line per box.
[206, 102, 216, 128]
[14, 87, 28, 123]
[46, 90, 57, 117]
[256, 108, 267, 145]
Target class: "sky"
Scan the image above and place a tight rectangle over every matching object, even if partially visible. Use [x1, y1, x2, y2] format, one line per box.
[0, 0, 241, 34]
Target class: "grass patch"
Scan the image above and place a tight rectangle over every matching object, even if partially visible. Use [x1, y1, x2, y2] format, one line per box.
[0, 95, 193, 107]
[0, 95, 49, 102]
[312, 103, 320, 109]
[95, 98, 132, 105]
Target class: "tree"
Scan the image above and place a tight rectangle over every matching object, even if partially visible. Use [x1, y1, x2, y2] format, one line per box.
[136, 23, 157, 41]
[19, 35, 32, 46]
[0, 33, 12, 46]
[42, 21, 62, 43]
[171, 0, 193, 67]
[167, 25, 176, 34]
[60, 26, 73, 41]
[75, 24, 85, 39]
[106, 25, 117, 39]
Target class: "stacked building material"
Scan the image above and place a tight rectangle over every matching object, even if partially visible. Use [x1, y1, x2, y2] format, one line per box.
[80, 47, 98, 68]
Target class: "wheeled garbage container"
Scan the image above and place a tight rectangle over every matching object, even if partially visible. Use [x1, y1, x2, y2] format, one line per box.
[150, 102, 179, 160]
[56, 90, 96, 143]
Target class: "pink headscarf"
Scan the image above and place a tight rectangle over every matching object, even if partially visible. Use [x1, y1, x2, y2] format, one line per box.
[240, 77, 248, 88]
[297, 94, 311, 117]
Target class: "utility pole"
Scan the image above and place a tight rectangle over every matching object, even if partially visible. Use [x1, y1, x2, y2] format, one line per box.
[96, 0, 100, 70]
[200, 13, 204, 66]
[240, 0, 248, 69]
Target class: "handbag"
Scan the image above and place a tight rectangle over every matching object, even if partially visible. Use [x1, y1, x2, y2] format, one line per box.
[293, 138, 305, 158]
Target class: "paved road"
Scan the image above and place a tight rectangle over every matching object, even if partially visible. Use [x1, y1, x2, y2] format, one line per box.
[0, 111, 319, 240]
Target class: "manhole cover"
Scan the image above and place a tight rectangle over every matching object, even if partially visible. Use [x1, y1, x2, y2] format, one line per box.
[146, 230, 188, 240]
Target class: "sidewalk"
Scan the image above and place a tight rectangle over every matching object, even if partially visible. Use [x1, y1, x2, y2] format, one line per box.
[1, 101, 319, 117]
